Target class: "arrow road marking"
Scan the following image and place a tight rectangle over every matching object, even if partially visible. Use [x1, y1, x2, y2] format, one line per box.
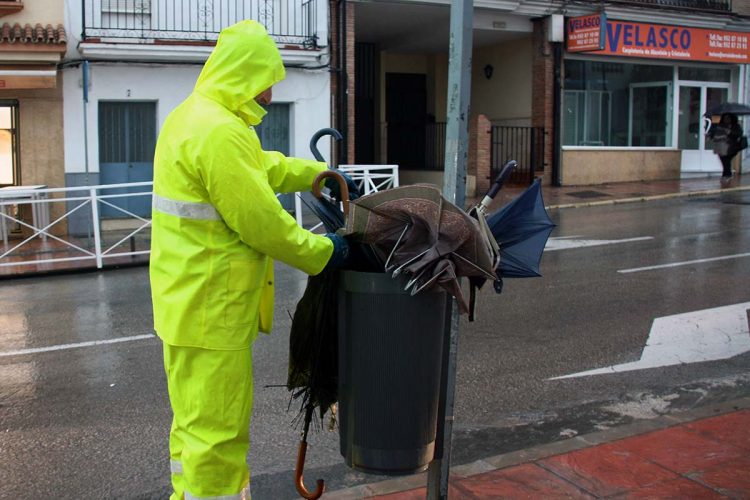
[551, 302, 750, 380]
[545, 236, 653, 251]
[618, 252, 750, 273]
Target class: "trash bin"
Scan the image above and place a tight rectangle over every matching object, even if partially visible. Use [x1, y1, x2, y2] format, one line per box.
[338, 270, 448, 475]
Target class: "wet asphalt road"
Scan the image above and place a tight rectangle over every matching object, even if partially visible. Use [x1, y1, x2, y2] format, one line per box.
[1, 191, 749, 499]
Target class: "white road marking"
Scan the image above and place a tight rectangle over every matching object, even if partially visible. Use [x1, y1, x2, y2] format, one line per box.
[551, 302, 750, 379]
[545, 236, 653, 251]
[0, 334, 156, 357]
[618, 252, 750, 273]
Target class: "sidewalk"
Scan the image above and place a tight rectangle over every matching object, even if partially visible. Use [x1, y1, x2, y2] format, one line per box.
[327, 398, 750, 499]
[491, 172, 750, 212]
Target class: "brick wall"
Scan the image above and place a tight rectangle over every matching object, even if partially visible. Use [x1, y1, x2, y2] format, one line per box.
[468, 114, 492, 197]
[346, 2, 355, 163]
[329, 0, 356, 165]
[531, 18, 555, 185]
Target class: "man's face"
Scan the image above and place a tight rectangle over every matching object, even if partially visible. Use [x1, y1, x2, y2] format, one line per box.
[256, 87, 273, 105]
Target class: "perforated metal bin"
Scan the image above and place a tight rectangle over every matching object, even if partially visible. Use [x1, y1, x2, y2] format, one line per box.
[337, 271, 448, 475]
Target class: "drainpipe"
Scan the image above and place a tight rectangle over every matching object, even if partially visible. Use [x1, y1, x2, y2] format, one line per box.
[338, 0, 349, 164]
[82, 60, 90, 186]
[552, 42, 562, 186]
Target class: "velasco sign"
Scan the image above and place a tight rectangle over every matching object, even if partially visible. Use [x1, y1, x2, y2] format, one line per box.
[566, 16, 750, 64]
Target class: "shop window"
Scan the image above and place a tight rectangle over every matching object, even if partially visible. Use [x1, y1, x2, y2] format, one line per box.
[0, 101, 19, 186]
[564, 60, 672, 147]
[678, 67, 731, 83]
[564, 90, 611, 146]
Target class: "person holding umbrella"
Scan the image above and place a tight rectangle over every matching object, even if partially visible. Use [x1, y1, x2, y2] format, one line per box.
[707, 112, 744, 180]
[150, 20, 357, 500]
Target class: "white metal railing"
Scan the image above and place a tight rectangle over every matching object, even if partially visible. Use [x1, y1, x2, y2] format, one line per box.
[0, 182, 153, 270]
[293, 164, 399, 228]
[1, 166, 399, 272]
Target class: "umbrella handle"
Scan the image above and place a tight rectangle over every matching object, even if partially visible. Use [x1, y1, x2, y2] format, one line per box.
[310, 127, 343, 164]
[313, 170, 350, 216]
[295, 441, 325, 500]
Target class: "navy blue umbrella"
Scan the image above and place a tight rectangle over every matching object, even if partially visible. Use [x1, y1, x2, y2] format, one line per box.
[486, 179, 555, 278]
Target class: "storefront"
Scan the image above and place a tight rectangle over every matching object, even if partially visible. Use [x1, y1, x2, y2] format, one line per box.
[561, 14, 749, 184]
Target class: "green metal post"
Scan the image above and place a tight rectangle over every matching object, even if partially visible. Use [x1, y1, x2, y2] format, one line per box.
[427, 0, 473, 498]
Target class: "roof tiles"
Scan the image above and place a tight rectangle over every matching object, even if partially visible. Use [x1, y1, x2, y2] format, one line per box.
[0, 23, 66, 45]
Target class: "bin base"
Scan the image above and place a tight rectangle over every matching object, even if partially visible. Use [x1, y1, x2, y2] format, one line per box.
[346, 441, 435, 476]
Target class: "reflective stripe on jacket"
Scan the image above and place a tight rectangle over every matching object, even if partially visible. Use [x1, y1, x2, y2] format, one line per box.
[150, 20, 332, 350]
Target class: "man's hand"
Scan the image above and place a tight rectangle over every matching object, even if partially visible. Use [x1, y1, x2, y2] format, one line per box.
[323, 233, 351, 269]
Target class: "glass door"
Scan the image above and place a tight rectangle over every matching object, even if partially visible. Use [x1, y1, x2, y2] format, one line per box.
[678, 84, 729, 174]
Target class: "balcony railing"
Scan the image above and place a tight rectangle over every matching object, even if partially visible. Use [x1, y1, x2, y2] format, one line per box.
[82, 0, 319, 47]
[610, 0, 731, 11]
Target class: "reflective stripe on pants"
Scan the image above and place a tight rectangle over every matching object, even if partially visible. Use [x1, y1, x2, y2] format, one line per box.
[171, 460, 183, 475]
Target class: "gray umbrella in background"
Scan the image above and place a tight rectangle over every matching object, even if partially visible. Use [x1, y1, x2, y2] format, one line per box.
[705, 102, 750, 116]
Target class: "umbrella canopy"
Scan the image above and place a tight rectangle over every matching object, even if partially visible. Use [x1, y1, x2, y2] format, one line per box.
[486, 179, 556, 278]
[705, 102, 750, 116]
[343, 184, 497, 315]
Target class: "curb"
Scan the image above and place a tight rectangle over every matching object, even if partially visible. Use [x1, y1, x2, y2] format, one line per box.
[546, 184, 750, 210]
[324, 396, 750, 499]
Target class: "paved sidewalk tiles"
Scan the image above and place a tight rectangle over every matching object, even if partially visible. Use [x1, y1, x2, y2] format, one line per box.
[332, 404, 750, 499]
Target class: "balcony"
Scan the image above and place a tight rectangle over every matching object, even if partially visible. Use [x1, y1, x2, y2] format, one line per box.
[610, 0, 731, 11]
[82, 0, 319, 47]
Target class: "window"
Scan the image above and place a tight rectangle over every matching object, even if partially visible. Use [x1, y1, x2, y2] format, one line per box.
[0, 102, 19, 186]
[101, 0, 150, 14]
[564, 60, 673, 147]
[678, 67, 731, 82]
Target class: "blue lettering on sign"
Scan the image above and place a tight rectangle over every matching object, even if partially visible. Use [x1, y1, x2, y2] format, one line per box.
[607, 23, 622, 50]
[605, 21, 693, 51]
[659, 27, 668, 47]
[680, 30, 691, 49]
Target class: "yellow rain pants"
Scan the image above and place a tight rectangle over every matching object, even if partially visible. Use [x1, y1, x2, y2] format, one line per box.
[163, 343, 254, 500]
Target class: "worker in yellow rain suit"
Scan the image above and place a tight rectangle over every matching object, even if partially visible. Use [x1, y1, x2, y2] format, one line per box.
[150, 20, 356, 500]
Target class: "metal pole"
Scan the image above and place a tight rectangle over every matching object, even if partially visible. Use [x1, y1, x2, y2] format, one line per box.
[427, 0, 473, 498]
[82, 61, 93, 246]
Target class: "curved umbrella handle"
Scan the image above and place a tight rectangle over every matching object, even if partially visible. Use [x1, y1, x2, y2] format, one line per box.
[313, 170, 350, 216]
[295, 441, 325, 499]
[310, 128, 343, 164]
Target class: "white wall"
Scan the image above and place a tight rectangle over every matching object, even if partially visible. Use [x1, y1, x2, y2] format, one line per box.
[471, 37, 533, 125]
[62, 64, 330, 174]
[12, 0, 63, 25]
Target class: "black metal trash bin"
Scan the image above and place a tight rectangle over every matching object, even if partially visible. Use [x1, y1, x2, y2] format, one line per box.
[338, 270, 448, 475]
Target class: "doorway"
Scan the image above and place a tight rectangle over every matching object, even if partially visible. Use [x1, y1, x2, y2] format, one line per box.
[386, 73, 426, 170]
[255, 103, 292, 209]
[678, 84, 729, 174]
[98, 101, 156, 218]
[0, 101, 20, 186]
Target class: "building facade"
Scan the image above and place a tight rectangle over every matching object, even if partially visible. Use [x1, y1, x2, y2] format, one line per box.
[344, 0, 750, 191]
[62, 0, 332, 218]
[0, 0, 66, 190]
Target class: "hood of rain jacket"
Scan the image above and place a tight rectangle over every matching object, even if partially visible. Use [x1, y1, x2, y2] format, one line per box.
[150, 20, 332, 350]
